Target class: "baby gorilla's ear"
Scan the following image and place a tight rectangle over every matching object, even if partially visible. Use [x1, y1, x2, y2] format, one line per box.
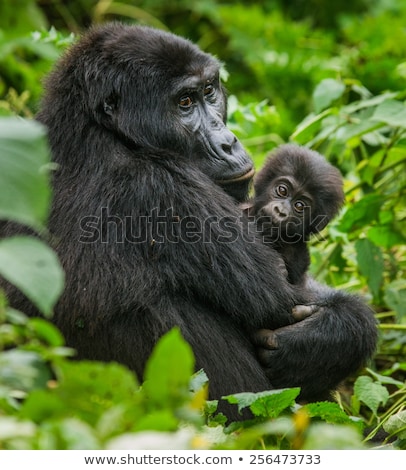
[240, 200, 255, 217]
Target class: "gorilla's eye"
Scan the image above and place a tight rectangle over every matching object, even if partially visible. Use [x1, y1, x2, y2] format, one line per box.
[179, 96, 193, 108]
[276, 184, 289, 198]
[294, 200, 306, 212]
[204, 83, 215, 97]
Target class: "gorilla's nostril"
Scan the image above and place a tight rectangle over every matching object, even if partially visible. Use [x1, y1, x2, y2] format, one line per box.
[221, 143, 232, 155]
[274, 205, 287, 218]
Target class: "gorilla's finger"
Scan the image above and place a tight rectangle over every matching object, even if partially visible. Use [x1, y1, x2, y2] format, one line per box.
[292, 304, 320, 321]
[252, 329, 279, 349]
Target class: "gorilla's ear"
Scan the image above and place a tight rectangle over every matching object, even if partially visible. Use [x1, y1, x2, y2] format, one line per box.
[100, 93, 119, 118]
[103, 101, 114, 116]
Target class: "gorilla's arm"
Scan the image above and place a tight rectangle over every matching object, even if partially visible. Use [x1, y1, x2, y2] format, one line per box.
[253, 277, 378, 400]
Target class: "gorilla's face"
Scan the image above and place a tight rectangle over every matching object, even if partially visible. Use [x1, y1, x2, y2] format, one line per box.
[74, 24, 254, 201]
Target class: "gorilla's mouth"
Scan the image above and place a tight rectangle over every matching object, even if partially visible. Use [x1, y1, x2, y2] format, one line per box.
[216, 167, 255, 185]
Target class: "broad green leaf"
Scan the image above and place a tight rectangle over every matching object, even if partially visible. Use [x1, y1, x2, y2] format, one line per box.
[312, 79, 345, 113]
[0, 236, 64, 317]
[21, 361, 139, 426]
[143, 328, 195, 408]
[133, 410, 179, 432]
[371, 99, 406, 128]
[223, 388, 300, 418]
[366, 367, 404, 388]
[338, 194, 385, 232]
[27, 318, 65, 347]
[0, 349, 52, 393]
[0, 118, 52, 229]
[19, 389, 66, 423]
[355, 238, 384, 298]
[353, 376, 389, 416]
[368, 225, 405, 249]
[383, 411, 406, 440]
[303, 402, 354, 425]
[342, 91, 397, 115]
[291, 109, 333, 144]
[335, 108, 383, 144]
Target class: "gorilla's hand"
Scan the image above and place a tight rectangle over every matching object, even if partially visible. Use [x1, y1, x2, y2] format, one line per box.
[253, 303, 322, 349]
[253, 288, 377, 401]
[252, 312, 332, 400]
[292, 303, 323, 321]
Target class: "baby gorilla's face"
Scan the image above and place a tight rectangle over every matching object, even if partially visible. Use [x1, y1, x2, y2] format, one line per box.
[257, 176, 313, 242]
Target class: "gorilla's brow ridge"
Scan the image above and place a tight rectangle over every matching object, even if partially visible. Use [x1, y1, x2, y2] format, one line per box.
[172, 64, 219, 93]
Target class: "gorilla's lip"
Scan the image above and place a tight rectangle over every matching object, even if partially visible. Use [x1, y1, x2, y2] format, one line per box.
[216, 167, 255, 185]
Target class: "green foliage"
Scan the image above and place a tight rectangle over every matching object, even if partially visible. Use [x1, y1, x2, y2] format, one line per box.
[0, 118, 64, 316]
[143, 328, 195, 410]
[354, 376, 390, 416]
[223, 389, 300, 419]
[0, 118, 52, 228]
[0, 237, 64, 317]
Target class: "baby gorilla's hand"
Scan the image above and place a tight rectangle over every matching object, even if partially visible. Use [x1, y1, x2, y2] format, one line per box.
[252, 304, 323, 352]
[292, 304, 323, 321]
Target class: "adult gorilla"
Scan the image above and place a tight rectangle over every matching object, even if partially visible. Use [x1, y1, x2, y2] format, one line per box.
[1, 23, 377, 419]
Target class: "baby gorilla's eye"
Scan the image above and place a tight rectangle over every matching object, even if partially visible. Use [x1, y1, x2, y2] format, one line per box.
[179, 96, 193, 108]
[276, 184, 289, 197]
[294, 200, 306, 212]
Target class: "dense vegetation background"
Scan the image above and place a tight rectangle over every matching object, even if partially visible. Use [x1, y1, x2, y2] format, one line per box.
[0, 0, 405, 450]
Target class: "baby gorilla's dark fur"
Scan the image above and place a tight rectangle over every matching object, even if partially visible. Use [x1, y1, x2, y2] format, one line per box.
[252, 145, 344, 284]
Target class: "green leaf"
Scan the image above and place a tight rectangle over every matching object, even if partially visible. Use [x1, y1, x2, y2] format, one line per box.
[21, 361, 139, 426]
[303, 402, 354, 425]
[312, 79, 345, 113]
[143, 328, 195, 409]
[335, 108, 383, 144]
[371, 99, 406, 128]
[383, 410, 406, 440]
[338, 194, 385, 232]
[291, 109, 333, 144]
[355, 238, 384, 298]
[133, 410, 179, 432]
[353, 376, 389, 416]
[28, 318, 65, 347]
[189, 369, 209, 393]
[384, 279, 406, 321]
[0, 349, 52, 393]
[20, 389, 66, 423]
[223, 388, 300, 418]
[0, 236, 64, 317]
[366, 368, 404, 388]
[0, 118, 52, 229]
[368, 225, 405, 249]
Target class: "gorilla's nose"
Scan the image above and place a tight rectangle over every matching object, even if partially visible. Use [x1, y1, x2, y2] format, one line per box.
[274, 202, 288, 219]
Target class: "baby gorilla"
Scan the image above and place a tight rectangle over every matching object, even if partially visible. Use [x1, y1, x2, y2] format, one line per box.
[248, 144, 344, 285]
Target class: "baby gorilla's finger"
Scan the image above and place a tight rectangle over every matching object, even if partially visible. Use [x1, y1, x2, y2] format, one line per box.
[292, 304, 320, 321]
[252, 329, 279, 349]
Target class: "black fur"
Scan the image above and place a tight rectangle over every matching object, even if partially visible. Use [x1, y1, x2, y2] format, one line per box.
[0, 23, 377, 421]
[252, 145, 344, 284]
